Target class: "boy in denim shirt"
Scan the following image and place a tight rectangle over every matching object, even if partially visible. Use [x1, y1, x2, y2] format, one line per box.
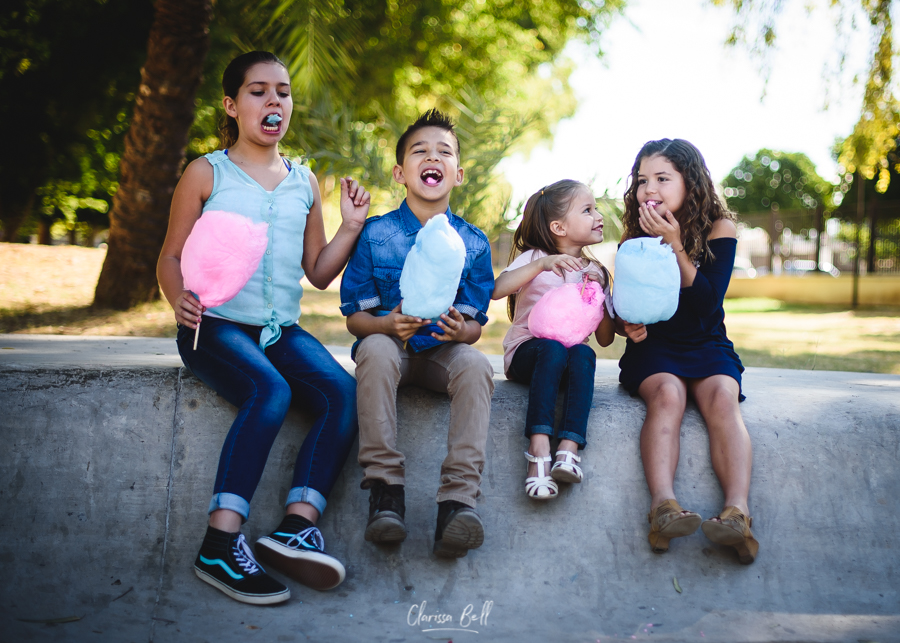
[340, 109, 495, 558]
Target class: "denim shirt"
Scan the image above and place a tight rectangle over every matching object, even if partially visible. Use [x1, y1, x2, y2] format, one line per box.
[340, 199, 494, 356]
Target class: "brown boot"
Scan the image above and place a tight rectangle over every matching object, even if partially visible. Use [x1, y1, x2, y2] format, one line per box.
[647, 499, 701, 553]
[701, 506, 759, 564]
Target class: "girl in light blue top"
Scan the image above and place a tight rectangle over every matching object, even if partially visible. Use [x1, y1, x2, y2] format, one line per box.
[157, 51, 370, 605]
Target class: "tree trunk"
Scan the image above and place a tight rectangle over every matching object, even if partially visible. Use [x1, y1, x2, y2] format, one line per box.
[0, 194, 34, 243]
[93, 0, 212, 309]
[866, 201, 878, 274]
[37, 220, 52, 245]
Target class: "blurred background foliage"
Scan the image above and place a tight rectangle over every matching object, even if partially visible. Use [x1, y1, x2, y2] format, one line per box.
[721, 149, 837, 214]
[1, 0, 897, 264]
[712, 0, 898, 193]
[2, 0, 626, 244]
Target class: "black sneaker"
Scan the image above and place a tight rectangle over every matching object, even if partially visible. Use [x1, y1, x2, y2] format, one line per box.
[194, 528, 290, 605]
[433, 500, 484, 558]
[255, 515, 346, 591]
[364, 481, 407, 543]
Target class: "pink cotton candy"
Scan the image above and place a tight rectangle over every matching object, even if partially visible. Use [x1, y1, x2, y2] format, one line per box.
[181, 211, 269, 308]
[528, 281, 605, 348]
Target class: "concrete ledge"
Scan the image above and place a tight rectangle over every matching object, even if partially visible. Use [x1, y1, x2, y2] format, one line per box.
[1, 336, 899, 642]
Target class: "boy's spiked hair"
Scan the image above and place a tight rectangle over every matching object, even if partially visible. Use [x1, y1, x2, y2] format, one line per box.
[395, 109, 460, 165]
[622, 138, 736, 263]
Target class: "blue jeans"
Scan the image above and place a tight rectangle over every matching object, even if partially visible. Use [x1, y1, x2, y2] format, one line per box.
[177, 317, 358, 521]
[507, 338, 596, 448]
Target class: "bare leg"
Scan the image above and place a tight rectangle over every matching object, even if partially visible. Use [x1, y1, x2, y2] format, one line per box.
[637, 373, 690, 512]
[285, 502, 320, 524]
[209, 509, 242, 533]
[527, 433, 551, 478]
[555, 438, 580, 459]
[689, 375, 752, 516]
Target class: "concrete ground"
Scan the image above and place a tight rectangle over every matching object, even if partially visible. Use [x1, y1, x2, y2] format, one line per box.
[1, 335, 899, 643]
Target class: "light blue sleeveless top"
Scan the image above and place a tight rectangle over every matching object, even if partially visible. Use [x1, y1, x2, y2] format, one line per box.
[200, 150, 312, 349]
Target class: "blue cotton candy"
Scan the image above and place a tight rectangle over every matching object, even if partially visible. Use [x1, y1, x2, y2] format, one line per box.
[612, 237, 680, 324]
[265, 114, 282, 124]
[400, 214, 466, 320]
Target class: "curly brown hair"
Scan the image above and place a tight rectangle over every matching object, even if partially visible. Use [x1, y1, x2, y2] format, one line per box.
[622, 139, 735, 263]
[506, 179, 608, 320]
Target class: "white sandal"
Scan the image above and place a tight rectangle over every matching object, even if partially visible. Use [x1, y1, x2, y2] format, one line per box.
[551, 450, 583, 484]
[524, 452, 558, 500]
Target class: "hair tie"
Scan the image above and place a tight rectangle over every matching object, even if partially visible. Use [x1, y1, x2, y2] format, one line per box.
[540, 190, 544, 195]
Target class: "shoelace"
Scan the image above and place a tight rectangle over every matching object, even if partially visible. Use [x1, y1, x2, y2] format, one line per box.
[374, 485, 404, 514]
[232, 533, 262, 575]
[285, 526, 325, 552]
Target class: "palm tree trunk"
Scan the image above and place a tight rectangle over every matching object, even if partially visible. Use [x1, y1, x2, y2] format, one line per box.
[93, 0, 212, 309]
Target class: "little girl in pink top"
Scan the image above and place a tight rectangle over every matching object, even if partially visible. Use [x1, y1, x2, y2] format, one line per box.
[492, 179, 615, 500]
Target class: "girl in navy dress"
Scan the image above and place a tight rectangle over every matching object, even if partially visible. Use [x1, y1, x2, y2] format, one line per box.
[617, 139, 758, 564]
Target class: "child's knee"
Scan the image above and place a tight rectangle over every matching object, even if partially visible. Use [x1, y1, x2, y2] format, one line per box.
[648, 381, 686, 413]
[568, 342, 597, 364]
[448, 347, 494, 393]
[261, 376, 292, 412]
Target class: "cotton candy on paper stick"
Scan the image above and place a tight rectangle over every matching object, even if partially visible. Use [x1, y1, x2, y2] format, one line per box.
[181, 210, 269, 349]
[528, 275, 605, 348]
[400, 214, 466, 320]
[612, 237, 680, 325]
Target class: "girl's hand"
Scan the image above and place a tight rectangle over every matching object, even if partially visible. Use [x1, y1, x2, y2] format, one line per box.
[540, 254, 586, 277]
[175, 290, 205, 329]
[339, 177, 370, 232]
[385, 302, 430, 341]
[638, 202, 681, 247]
[433, 306, 466, 343]
[623, 320, 647, 343]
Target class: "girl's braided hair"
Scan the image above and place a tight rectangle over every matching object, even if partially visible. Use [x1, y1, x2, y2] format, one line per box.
[622, 139, 735, 262]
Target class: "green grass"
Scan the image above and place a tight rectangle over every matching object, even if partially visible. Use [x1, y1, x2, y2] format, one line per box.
[2, 243, 899, 374]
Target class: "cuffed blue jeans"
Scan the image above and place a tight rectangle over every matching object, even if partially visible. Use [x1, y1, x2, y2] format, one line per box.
[177, 317, 358, 521]
[507, 338, 596, 448]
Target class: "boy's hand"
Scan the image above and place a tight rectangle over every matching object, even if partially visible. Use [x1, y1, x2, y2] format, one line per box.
[339, 177, 371, 232]
[432, 306, 467, 343]
[385, 303, 431, 341]
[174, 290, 205, 329]
[623, 320, 647, 343]
[540, 254, 585, 277]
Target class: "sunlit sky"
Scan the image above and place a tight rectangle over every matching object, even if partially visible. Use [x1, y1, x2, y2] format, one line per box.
[499, 0, 871, 208]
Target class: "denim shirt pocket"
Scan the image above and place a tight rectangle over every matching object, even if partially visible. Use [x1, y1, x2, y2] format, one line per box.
[373, 266, 402, 309]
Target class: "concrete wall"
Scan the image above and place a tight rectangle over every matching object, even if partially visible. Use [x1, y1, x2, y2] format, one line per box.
[727, 274, 900, 305]
[1, 340, 899, 642]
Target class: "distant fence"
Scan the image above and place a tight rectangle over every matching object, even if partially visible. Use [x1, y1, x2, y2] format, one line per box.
[736, 202, 900, 277]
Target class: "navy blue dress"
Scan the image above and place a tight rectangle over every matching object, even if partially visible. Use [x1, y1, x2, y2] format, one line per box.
[618, 237, 745, 400]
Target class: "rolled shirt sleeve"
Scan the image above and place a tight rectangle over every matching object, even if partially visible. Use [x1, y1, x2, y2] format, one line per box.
[339, 234, 382, 316]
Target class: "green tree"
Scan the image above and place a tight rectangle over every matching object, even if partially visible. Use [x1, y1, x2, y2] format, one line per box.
[93, 0, 212, 307]
[0, 0, 153, 242]
[721, 149, 835, 214]
[712, 0, 898, 192]
[182, 0, 621, 238]
[92, 0, 625, 307]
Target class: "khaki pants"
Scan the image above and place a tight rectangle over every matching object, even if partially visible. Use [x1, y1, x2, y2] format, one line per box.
[354, 334, 495, 507]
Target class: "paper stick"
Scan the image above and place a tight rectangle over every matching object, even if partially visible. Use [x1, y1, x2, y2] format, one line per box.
[193, 322, 200, 351]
